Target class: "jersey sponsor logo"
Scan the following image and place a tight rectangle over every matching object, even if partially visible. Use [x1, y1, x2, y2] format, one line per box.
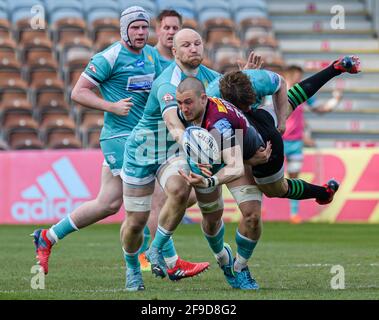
[135, 59, 145, 68]
[89, 64, 96, 73]
[11, 157, 91, 222]
[126, 73, 155, 92]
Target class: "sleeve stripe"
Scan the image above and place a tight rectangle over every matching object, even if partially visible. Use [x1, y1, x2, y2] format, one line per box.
[162, 105, 178, 117]
[81, 72, 100, 87]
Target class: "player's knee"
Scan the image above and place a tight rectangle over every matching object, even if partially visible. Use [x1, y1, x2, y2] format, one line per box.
[125, 217, 146, 234]
[106, 198, 123, 214]
[244, 211, 261, 229]
[167, 184, 190, 204]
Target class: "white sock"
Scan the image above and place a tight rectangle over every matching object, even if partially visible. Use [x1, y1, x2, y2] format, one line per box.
[164, 255, 178, 269]
[215, 247, 229, 267]
[234, 253, 248, 272]
[46, 229, 58, 245]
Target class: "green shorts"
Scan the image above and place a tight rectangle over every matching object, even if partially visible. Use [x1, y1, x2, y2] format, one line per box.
[100, 136, 129, 176]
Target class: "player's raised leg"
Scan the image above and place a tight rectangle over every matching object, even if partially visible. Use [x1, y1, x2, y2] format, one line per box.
[287, 55, 361, 113]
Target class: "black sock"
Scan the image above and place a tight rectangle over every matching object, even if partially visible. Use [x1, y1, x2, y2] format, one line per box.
[283, 179, 329, 201]
[287, 62, 342, 110]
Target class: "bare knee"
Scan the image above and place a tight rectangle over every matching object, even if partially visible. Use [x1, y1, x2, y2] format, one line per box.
[103, 197, 123, 215]
[243, 211, 261, 229]
[167, 185, 189, 204]
[202, 212, 223, 235]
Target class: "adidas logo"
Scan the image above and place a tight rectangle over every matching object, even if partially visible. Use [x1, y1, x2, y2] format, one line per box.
[11, 157, 91, 221]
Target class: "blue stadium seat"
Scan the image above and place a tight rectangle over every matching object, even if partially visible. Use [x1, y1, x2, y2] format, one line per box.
[198, 8, 232, 25]
[44, 0, 83, 13]
[157, 0, 195, 20]
[118, 0, 157, 18]
[6, 0, 42, 12]
[87, 10, 120, 25]
[0, 9, 7, 20]
[231, 0, 268, 24]
[195, 0, 230, 12]
[82, 0, 120, 13]
[49, 10, 85, 25]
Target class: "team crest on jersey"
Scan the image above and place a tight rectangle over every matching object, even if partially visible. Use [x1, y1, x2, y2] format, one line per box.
[89, 64, 96, 73]
[107, 155, 116, 165]
[162, 93, 174, 103]
[147, 55, 153, 63]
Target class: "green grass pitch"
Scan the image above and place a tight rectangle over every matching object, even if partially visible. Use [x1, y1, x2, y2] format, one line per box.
[0, 222, 378, 300]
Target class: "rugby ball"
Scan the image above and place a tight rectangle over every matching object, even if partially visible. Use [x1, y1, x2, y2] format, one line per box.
[182, 126, 220, 166]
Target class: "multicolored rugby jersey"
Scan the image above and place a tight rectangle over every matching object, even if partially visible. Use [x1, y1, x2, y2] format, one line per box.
[122, 63, 220, 184]
[82, 41, 162, 141]
[206, 69, 281, 110]
[178, 97, 265, 161]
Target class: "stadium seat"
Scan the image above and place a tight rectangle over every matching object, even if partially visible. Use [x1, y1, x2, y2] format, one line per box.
[182, 18, 198, 30]
[0, 56, 22, 79]
[44, 0, 83, 15]
[209, 38, 243, 64]
[232, 0, 268, 24]
[9, 0, 43, 25]
[8, 130, 44, 150]
[40, 114, 76, 140]
[216, 56, 241, 74]
[198, 8, 232, 26]
[79, 112, 103, 130]
[46, 129, 82, 149]
[20, 37, 54, 65]
[2, 113, 39, 136]
[118, 0, 157, 17]
[84, 127, 101, 148]
[203, 17, 236, 45]
[0, 18, 11, 38]
[239, 17, 273, 42]
[82, 0, 120, 18]
[0, 99, 33, 120]
[157, 0, 196, 20]
[51, 15, 87, 45]
[195, 0, 230, 13]
[58, 36, 93, 73]
[34, 90, 68, 115]
[90, 17, 119, 43]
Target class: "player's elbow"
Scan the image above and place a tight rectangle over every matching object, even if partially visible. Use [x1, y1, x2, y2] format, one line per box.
[70, 86, 79, 103]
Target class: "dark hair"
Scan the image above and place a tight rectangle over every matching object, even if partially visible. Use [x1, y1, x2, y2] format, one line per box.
[219, 71, 256, 109]
[285, 65, 304, 74]
[156, 9, 183, 25]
